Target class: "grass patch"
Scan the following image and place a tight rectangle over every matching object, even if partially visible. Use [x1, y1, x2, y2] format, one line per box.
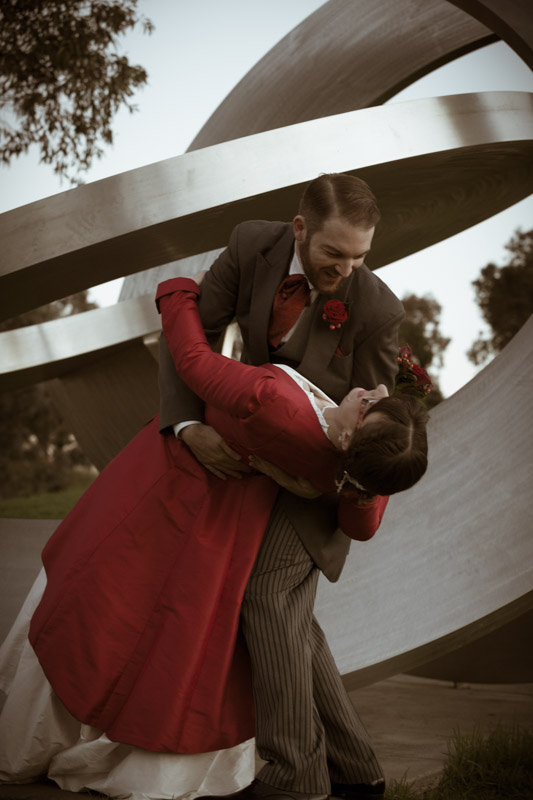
[385, 724, 533, 800]
[385, 778, 419, 799]
[0, 471, 96, 519]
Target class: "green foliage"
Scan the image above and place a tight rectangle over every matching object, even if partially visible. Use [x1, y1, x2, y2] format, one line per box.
[0, 291, 97, 498]
[384, 724, 533, 800]
[0, 0, 153, 182]
[399, 294, 450, 371]
[398, 293, 450, 407]
[385, 777, 419, 799]
[468, 229, 533, 366]
[0, 470, 96, 518]
[434, 725, 533, 800]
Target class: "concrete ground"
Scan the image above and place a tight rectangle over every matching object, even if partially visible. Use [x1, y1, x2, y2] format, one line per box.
[0, 674, 531, 799]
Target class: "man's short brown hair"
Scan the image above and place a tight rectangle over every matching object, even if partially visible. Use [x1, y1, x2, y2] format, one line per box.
[298, 173, 381, 236]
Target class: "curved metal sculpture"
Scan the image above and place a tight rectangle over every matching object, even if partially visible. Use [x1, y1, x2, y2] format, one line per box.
[317, 315, 533, 688]
[2, 92, 532, 322]
[448, 0, 533, 70]
[0, 295, 159, 391]
[1, 0, 532, 684]
[186, 0, 497, 150]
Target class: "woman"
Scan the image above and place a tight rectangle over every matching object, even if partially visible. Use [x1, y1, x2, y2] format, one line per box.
[0, 277, 428, 799]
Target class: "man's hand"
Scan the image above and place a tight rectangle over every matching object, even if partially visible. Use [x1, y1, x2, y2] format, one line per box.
[181, 423, 251, 480]
[248, 455, 321, 499]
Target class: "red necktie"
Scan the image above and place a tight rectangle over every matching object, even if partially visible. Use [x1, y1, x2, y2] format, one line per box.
[268, 274, 311, 349]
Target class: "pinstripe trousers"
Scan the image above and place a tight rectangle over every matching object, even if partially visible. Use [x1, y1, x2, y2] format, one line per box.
[240, 498, 384, 794]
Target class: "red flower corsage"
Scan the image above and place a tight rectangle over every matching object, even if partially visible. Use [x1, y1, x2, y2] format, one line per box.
[395, 345, 433, 398]
[322, 299, 348, 330]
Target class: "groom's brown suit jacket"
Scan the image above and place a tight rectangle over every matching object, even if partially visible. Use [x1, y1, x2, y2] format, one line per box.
[158, 220, 404, 581]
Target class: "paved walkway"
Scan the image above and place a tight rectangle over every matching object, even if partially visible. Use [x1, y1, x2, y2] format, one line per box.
[1, 674, 531, 799]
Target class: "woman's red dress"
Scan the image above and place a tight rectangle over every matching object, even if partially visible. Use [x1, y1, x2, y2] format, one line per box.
[29, 279, 388, 755]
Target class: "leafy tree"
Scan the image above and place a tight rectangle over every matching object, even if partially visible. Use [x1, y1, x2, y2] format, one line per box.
[0, 292, 97, 498]
[468, 229, 533, 366]
[0, 0, 153, 182]
[398, 293, 450, 407]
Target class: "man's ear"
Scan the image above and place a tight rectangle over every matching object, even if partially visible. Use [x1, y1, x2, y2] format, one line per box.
[292, 215, 307, 243]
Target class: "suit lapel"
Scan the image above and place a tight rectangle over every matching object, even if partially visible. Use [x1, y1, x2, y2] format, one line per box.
[248, 225, 294, 365]
[246, 223, 356, 378]
[299, 277, 354, 386]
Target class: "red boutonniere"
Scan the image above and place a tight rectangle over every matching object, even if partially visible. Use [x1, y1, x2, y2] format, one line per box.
[322, 299, 348, 330]
[395, 345, 433, 398]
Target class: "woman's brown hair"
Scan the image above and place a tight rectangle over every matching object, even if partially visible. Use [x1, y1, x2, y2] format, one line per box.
[341, 395, 429, 497]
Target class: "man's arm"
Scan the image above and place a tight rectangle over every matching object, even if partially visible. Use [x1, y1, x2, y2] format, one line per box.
[158, 333, 205, 431]
[158, 234, 243, 433]
[158, 225, 251, 479]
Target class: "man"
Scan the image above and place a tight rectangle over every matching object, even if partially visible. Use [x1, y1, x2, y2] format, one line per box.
[158, 173, 404, 800]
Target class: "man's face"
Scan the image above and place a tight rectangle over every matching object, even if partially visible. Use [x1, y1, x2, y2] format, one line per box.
[293, 215, 375, 295]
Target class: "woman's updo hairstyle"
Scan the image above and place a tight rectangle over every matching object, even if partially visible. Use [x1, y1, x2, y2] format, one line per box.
[341, 395, 429, 497]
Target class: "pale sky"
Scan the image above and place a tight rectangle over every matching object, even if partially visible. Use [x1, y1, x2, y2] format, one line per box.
[0, 0, 532, 397]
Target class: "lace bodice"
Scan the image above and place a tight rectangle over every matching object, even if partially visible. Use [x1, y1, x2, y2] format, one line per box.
[274, 364, 337, 436]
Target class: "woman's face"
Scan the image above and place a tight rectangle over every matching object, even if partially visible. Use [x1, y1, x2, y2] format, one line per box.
[337, 384, 389, 449]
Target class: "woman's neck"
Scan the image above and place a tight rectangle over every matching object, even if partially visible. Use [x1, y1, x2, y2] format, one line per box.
[323, 407, 343, 451]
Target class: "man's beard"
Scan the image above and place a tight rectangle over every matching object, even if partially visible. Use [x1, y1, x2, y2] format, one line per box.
[298, 239, 349, 296]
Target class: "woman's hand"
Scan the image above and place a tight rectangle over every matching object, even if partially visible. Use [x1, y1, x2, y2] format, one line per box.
[248, 455, 321, 499]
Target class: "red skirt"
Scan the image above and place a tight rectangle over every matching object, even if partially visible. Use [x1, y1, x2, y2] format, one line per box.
[29, 417, 278, 753]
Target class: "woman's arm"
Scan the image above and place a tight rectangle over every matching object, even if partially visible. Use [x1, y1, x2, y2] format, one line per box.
[156, 278, 277, 420]
[248, 452, 389, 541]
[337, 494, 389, 541]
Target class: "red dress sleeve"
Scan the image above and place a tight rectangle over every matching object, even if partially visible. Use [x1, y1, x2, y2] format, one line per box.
[156, 278, 276, 418]
[337, 494, 389, 541]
